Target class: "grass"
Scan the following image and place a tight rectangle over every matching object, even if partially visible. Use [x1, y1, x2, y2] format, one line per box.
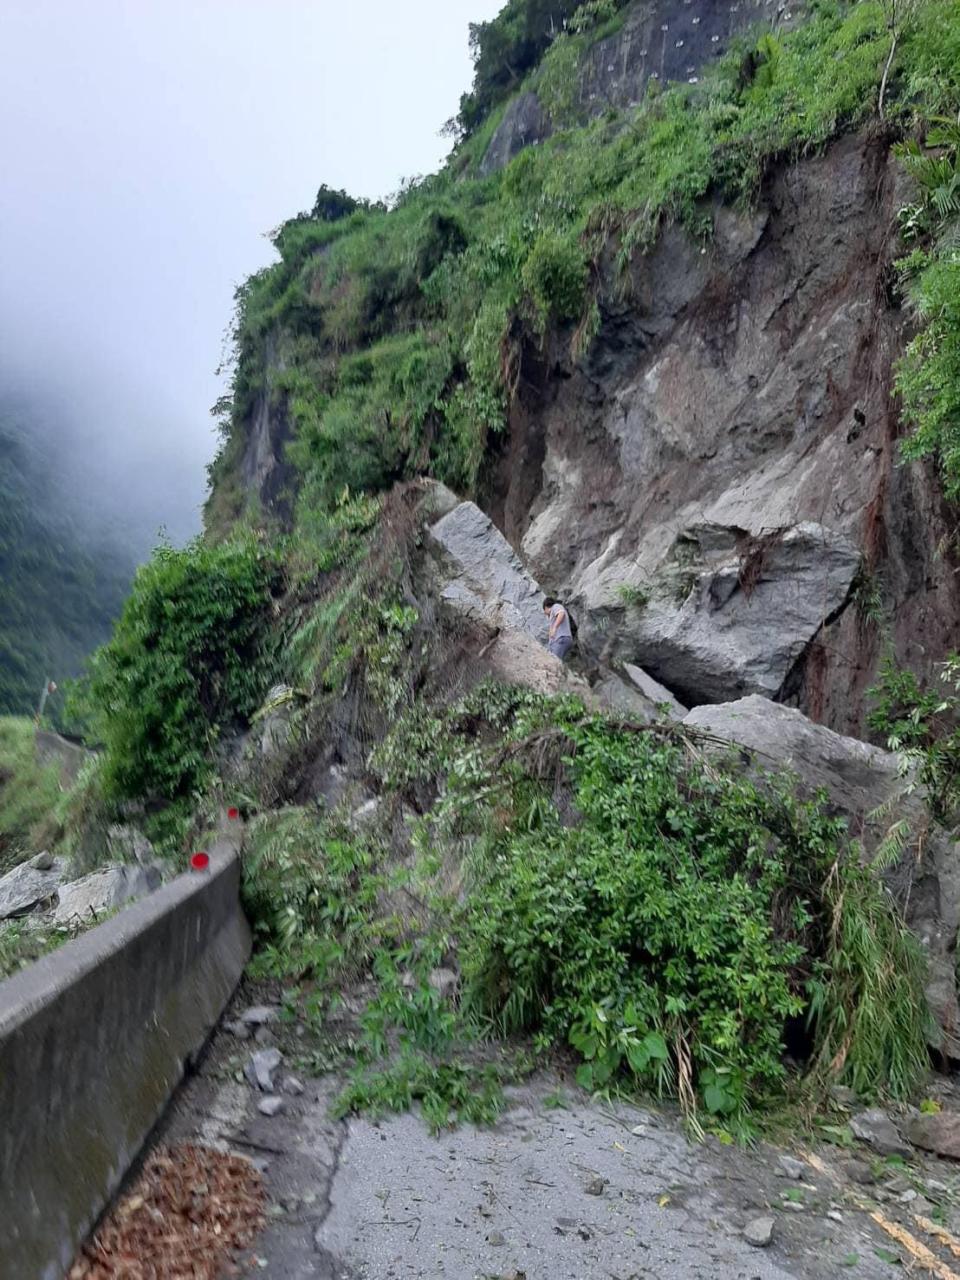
[0, 717, 61, 874]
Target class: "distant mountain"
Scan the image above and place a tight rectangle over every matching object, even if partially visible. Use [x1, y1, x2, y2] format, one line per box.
[0, 405, 134, 716]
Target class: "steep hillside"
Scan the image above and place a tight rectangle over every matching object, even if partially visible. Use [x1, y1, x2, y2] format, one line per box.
[0, 403, 133, 717]
[57, 0, 960, 1126]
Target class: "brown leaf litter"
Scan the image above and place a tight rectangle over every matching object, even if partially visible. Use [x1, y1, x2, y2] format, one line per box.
[69, 1144, 265, 1279]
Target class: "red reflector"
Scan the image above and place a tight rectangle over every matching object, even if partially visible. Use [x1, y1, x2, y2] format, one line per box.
[227, 807, 239, 821]
[191, 852, 210, 871]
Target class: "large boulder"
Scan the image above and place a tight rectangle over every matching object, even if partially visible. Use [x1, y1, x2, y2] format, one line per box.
[0, 857, 63, 921]
[53, 863, 163, 926]
[578, 521, 860, 706]
[429, 501, 547, 641]
[684, 696, 960, 1056]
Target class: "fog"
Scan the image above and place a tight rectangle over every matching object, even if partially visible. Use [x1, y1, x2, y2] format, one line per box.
[0, 0, 502, 554]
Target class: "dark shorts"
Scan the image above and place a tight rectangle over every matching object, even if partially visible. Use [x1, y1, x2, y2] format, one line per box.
[548, 635, 573, 661]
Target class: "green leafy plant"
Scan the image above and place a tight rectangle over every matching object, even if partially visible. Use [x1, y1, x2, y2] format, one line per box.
[70, 536, 281, 817]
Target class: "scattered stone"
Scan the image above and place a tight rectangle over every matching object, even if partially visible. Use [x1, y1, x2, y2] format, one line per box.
[777, 1156, 806, 1180]
[898, 1189, 918, 1203]
[849, 1109, 912, 1159]
[0, 859, 63, 920]
[257, 1096, 284, 1118]
[240, 1006, 279, 1026]
[829, 1085, 858, 1107]
[846, 1160, 876, 1186]
[54, 863, 162, 925]
[827, 1210, 844, 1223]
[905, 1111, 960, 1160]
[428, 967, 458, 1000]
[245, 1048, 282, 1092]
[283, 1076, 305, 1097]
[487, 1230, 506, 1247]
[223, 1020, 253, 1041]
[780, 1200, 805, 1213]
[744, 1216, 775, 1247]
[350, 798, 381, 826]
[29, 850, 55, 871]
[584, 1177, 606, 1196]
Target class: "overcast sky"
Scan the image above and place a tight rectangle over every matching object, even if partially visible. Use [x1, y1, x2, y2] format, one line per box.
[0, 0, 502, 549]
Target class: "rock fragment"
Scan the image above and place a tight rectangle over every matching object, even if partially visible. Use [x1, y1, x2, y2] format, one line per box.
[905, 1111, 960, 1160]
[744, 1216, 775, 1247]
[849, 1109, 912, 1159]
[245, 1048, 282, 1092]
[257, 1096, 284, 1118]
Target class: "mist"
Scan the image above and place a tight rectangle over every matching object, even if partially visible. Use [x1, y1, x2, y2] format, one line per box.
[0, 0, 502, 556]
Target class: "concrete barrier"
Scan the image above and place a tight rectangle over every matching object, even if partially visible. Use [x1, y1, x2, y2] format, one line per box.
[0, 837, 250, 1280]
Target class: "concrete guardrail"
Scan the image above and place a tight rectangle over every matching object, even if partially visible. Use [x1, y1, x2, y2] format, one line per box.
[0, 836, 250, 1280]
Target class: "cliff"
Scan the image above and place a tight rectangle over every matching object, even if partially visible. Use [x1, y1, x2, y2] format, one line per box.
[56, 0, 960, 1121]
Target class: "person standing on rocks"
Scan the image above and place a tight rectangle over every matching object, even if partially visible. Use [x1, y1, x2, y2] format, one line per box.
[543, 597, 573, 661]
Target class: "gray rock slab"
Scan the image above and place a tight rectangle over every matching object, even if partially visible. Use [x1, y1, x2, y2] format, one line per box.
[245, 1048, 282, 1092]
[106, 824, 156, 867]
[745, 1215, 776, 1247]
[849, 1109, 912, 1159]
[606, 521, 860, 705]
[904, 1111, 960, 1160]
[624, 662, 688, 719]
[240, 1004, 279, 1026]
[429, 501, 546, 639]
[257, 1095, 284, 1118]
[0, 860, 63, 920]
[53, 863, 162, 925]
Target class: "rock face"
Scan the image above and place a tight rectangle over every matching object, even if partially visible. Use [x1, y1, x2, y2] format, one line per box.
[53, 863, 162, 925]
[486, 133, 960, 733]
[684, 696, 960, 1056]
[481, 0, 806, 174]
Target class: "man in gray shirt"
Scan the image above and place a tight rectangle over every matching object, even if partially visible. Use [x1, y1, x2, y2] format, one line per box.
[542, 597, 573, 661]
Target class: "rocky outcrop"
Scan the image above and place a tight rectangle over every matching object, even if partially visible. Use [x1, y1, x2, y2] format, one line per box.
[684, 696, 960, 1056]
[481, 0, 806, 174]
[487, 132, 960, 732]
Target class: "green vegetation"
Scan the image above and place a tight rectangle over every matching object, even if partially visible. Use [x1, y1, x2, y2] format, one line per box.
[896, 116, 960, 494]
[868, 652, 960, 822]
[210, 0, 960, 531]
[70, 537, 281, 829]
[241, 653, 929, 1133]
[0, 717, 60, 873]
[0, 411, 132, 717]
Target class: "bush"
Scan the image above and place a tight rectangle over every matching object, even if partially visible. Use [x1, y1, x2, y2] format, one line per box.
[521, 230, 588, 324]
[418, 702, 928, 1122]
[72, 537, 281, 807]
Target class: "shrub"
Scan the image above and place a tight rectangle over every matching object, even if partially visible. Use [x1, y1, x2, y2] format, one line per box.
[521, 230, 588, 324]
[72, 537, 280, 807]
[441, 706, 927, 1120]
